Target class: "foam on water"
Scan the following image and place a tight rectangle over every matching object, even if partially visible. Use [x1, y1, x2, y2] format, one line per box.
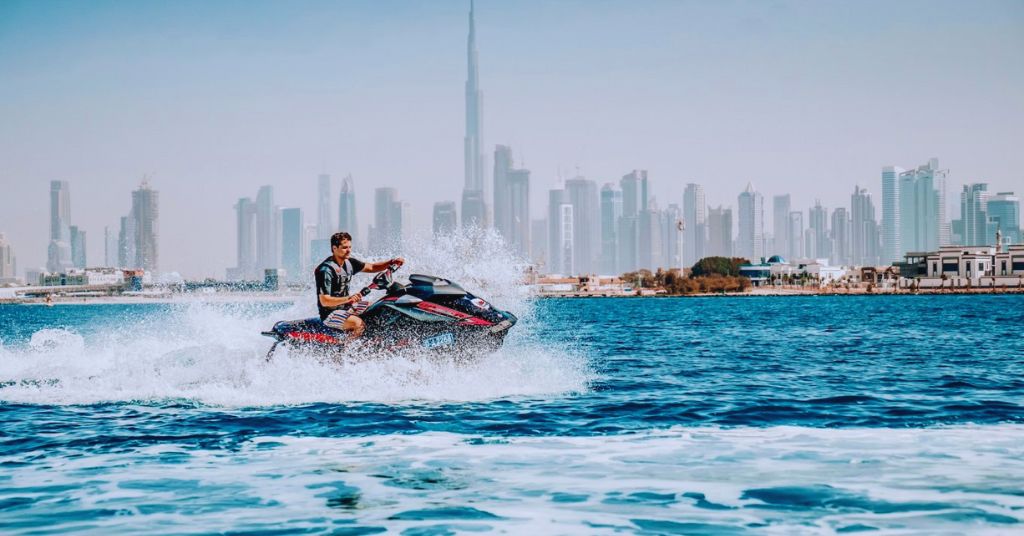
[0, 229, 590, 406]
[3, 426, 1021, 534]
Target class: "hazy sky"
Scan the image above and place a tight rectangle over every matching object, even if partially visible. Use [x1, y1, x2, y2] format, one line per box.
[1, 0, 1022, 278]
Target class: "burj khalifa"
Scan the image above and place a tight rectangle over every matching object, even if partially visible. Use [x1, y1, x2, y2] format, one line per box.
[461, 0, 487, 228]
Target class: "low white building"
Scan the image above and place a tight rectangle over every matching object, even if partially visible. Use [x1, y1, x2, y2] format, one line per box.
[898, 244, 1024, 288]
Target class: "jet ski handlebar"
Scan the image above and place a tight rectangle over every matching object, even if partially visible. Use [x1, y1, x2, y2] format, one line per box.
[359, 262, 403, 297]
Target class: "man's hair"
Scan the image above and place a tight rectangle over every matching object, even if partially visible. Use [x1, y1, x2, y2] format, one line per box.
[330, 232, 353, 247]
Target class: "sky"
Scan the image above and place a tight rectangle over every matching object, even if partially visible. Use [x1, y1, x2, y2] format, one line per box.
[1, 0, 1022, 279]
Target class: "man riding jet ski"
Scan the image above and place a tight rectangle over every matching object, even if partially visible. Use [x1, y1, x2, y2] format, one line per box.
[262, 232, 516, 358]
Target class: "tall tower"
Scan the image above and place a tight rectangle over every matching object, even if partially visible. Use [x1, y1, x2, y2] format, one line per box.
[338, 174, 357, 242]
[881, 165, 903, 262]
[461, 0, 487, 228]
[737, 182, 764, 261]
[47, 180, 72, 272]
[683, 183, 706, 265]
[316, 174, 332, 240]
[132, 181, 160, 273]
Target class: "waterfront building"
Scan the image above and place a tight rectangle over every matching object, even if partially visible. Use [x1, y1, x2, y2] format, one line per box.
[600, 184, 622, 274]
[461, 1, 487, 229]
[0, 233, 16, 282]
[338, 174, 357, 241]
[683, 183, 706, 266]
[281, 207, 304, 284]
[47, 180, 72, 272]
[898, 244, 1024, 288]
[565, 177, 599, 274]
[131, 181, 159, 273]
[772, 194, 791, 259]
[808, 201, 829, 260]
[850, 186, 880, 266]
[69, 226, 86, 269]
[433, 201, 457, 236]
[316, 174, 332, 240]
[507, 168, 530, 258]
[881, 165, 905, 263]
[707, 205, 733, 258]
[254, 186, 278, 272]
[737, 182, 764, 262]
[987, 191, 1020, 246]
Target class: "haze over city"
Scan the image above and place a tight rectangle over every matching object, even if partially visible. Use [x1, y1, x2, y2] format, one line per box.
[1, 0, 1022, 279]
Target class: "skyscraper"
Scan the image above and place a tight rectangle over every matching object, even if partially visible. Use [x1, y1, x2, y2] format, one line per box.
[338, 174, 357, 241]
[131, 181, 159, 272]
[960, 183, 996, 247]
[255, 186, 278, 272]
[317, 174, 332, 240]
[600, 184, 622, 274]
[461, 1, 487, 228]
[772, 194, 790, 259]
[47, 180, 72, 272]
[707, 205, 733, 259]
[787, 211, 803, 259]
[69, 225, 86, 269]
[737, 182, 764, 261]
[617, 170, 647, 272]
[547, 189, 568, 274]
[881, 165, 904, 262]
[987, 192, 1020, 245]
[831, 207, 851, 265]
[493, 145, 512, 238]
[231, 197, 256, 280]
[850, 186, 880, 266]
[507, 168, 530, 258]
[683, 183, 706, 265]
[565, 177, 599, 274]
[371, 187, 404, 253]
[0, 233, 16, 281]
[281, 207, 304, 284]
[531, 219, 547, 266]
[433, 201, 457, 236]
[104, 226, 118, 267]
[897, 159, 947, 254]
[808, 201, 829, 260]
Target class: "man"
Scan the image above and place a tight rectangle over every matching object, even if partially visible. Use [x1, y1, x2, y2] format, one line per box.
[316, 231, 404, 337]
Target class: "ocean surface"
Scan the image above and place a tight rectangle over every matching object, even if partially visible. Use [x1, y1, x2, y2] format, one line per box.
[1, 292, 1023, 535]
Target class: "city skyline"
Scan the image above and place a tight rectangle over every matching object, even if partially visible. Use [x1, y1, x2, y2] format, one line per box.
[1, 1, 1022, 278]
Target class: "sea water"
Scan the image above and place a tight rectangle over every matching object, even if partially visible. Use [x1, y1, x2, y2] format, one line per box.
[1, 240, 1022, 534]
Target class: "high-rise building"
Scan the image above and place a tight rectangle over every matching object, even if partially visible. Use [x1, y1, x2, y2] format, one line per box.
[461, 1, 487, 229]
[787, 212, 803, 259]
[617, 170, 647, 272]
[433, 201, 457, 236]
[47, 180, 72, 272]
[850, 186, 880, 266]
[661, 204, 682, 270]
[69, 225, 86, 269]
[683, 183, 706, 265]
[118, 215, 134, 269]
[507, 168, 530, 258]
[547, 189, 568, 274]
[831, 207, 851, 265]
[960, 183, 997, 247]
[254, 186, 278, 272]
[281, 208, 304, 284]
[558, 203, 574, 275]
[531, 218, 547, 267]
[0, 233, 16, 281]
[707, 205, 732, 259]
[316, 174, 332, 240]
[493, 145, 512, 238]
[638, 204, 661, 271]
[772, 194, 791, 259]
[897, 159, 947, 255]
[565, 177, 599, 274]
[338, 174, 357, 241]
[808, 201, 829, 260]
[987, 192, 1020, 245]
[104, 226, 118, 267]
[131, 181, 159, 272]
[371, 187, 404, 253]
[230, 197, 256, 280]
[600, 184, 622, 274]
[737, 182, 764, 261]
[881, 165, 904, 262]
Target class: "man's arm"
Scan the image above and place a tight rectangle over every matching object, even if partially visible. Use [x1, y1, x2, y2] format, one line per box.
[361, 257, 404, 273]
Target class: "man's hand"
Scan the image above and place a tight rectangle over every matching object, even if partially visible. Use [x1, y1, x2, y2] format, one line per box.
[389, 257, 405, 268]
[345, 294, 362, 305]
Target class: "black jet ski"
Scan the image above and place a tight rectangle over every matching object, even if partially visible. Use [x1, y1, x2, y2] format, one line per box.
[262, 264, 517, 358]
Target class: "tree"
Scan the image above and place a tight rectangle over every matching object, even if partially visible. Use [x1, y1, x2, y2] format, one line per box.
[691, 256, 749, 277]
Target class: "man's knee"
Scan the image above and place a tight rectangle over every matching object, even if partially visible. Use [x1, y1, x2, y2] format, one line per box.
[343, 315, 364, 335]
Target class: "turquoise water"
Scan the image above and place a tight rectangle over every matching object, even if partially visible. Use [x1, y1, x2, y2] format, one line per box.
[1, 295, 1023, 534]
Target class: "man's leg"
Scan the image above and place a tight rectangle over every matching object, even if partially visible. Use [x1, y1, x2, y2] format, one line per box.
[323, 300, 370, 337]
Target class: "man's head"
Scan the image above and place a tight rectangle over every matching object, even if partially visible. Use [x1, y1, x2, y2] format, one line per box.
[330, 232, 353, 261]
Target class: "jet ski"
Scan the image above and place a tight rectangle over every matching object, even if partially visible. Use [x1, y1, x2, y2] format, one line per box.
[262, 264, 517, 359]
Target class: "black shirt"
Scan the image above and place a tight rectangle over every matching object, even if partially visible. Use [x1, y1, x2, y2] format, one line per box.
[314, 256, 366, 320]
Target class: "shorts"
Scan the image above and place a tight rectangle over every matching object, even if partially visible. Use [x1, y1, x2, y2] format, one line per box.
[323, 299, 370, 330]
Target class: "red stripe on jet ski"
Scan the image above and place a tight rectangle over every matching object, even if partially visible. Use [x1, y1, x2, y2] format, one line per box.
[286, 332, 340, 344]
[416, 301, 473, 319]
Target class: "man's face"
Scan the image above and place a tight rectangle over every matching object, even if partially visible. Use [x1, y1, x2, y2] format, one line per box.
[332, 240, 352, 260]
